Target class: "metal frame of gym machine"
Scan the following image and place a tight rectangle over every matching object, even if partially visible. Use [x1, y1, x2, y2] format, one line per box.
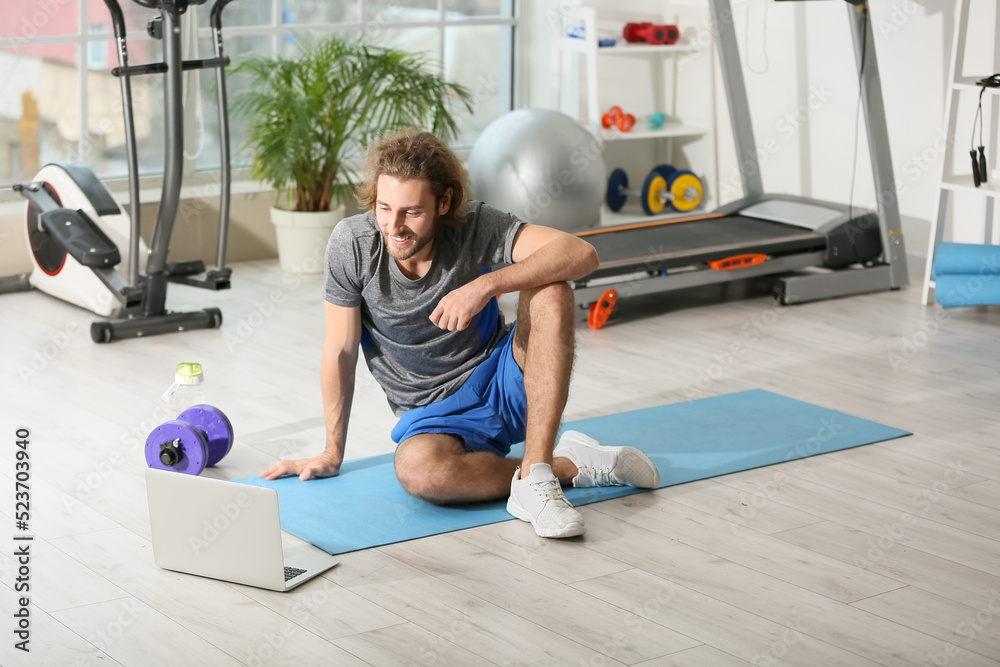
[0, 0, 235, 343]
[571, 0, 908, 314]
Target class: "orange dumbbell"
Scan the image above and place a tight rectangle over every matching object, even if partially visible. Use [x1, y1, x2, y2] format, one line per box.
[601, 106, 636, 132]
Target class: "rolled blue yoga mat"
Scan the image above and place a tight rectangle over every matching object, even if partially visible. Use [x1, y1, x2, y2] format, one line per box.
[931, 242, 1000, 279]
[234, 389, 910, 555]
[933, 273, 1000, 308]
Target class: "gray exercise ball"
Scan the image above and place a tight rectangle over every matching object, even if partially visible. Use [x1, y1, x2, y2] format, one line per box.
[468, 108, 605, 232]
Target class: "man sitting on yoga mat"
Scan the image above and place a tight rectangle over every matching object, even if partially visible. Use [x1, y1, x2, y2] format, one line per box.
[261, 129, 659, 538]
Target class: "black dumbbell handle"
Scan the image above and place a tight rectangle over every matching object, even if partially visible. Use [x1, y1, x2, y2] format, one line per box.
[159, 438, 182, 466]
[155, 427, 208, 465]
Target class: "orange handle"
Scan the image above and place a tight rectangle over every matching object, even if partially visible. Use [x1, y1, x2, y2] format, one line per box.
[707, 253, 767, 270]
[587, 289, 618, 329]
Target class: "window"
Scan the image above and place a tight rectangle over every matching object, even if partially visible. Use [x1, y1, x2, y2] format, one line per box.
[87, 24, 107, 70]
[1, 0, 516, 188]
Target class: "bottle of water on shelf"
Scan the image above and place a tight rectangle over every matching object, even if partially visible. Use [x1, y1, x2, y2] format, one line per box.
[161, 362, 206, 415]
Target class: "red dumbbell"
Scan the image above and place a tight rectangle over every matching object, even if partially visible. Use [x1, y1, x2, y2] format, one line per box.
[601, 106, 636, 133]
[623, 22, 679, 46]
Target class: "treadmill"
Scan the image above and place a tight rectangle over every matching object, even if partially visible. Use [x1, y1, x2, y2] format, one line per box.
[572, 0, 908, 325]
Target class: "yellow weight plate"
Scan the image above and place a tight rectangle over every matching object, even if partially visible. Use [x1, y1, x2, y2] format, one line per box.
[670, 173, 702, 212]
[646, 175, 667, 215]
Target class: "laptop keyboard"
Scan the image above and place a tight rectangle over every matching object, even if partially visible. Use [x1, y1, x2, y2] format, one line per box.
[284, 566, 307, 581]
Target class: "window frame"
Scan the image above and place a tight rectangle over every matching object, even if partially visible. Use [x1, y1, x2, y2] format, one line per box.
[1, 0, 519, 206]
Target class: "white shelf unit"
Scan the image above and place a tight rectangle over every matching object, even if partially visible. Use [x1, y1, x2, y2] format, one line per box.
[922, 0, 1000, 305]
[556, 6, 717, 226]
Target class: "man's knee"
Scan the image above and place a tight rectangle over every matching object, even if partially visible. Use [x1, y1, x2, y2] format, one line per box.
[534, 281, 573, 307]
[394, 439, 457, 504]
[519, 281, 574, 320]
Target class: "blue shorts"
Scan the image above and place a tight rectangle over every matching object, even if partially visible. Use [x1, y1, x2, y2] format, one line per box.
[390, 326, 526, 456]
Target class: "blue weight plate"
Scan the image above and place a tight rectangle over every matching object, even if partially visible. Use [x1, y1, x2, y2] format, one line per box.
[606, 168, 629, 212]
[145, 420, 208, 475]
[178, 404, 235, 468]
[653, 164, 677, 181]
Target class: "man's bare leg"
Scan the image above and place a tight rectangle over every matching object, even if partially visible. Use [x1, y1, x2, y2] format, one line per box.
[395, 434, 513, 503]
[394, 282, 579, 505]
[394, 431, 578, 505]
[511, 281, 578, 478]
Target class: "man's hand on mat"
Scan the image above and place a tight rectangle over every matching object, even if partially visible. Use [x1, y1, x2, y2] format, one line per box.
[260, 453, 341, 481]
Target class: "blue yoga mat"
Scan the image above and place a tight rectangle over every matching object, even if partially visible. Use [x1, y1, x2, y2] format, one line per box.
[234, 389, 909, 555]
[931, 242, 1000, 279]
[933, 273, 1000, 308]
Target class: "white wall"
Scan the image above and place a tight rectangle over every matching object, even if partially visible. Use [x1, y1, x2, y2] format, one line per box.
[5, 1, 994, 277]
[524, 0, 998, 266]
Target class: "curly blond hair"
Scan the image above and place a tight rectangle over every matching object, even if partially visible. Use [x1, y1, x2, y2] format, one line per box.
[355, 129, 467, 226]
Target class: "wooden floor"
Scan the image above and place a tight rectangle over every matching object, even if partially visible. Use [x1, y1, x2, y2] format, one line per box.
[2, 260, 999, 666]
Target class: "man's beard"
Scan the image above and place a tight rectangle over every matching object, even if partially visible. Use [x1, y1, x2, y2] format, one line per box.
[382, 219, 437, 261]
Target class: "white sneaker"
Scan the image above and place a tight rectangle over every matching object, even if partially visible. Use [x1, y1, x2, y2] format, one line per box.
[554, 430, 660, 488]
[507, 463, 585, 538]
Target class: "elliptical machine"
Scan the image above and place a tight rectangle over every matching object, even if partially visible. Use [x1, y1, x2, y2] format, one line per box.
[1, 0, 236, 343]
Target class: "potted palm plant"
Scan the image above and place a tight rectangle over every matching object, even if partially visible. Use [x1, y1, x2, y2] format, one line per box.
[231, 36, 473, 273]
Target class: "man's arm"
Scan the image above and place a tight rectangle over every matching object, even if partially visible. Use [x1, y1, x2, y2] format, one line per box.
[260, 302, 362, 480]
[430, 224, 598, 331]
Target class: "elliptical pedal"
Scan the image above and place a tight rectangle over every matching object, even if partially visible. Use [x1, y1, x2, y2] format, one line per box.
[166, 261, 232, 290]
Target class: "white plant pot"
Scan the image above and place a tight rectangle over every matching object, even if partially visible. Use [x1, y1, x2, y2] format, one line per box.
[270, 206, 343, 274]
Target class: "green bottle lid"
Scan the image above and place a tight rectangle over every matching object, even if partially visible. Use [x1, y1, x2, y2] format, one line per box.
[174, 362, 204, 385]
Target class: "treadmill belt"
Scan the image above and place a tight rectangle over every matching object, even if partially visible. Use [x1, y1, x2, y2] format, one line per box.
[577, 214, 826, 278]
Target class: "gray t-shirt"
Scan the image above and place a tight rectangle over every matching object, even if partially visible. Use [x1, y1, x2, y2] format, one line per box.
[323, 201, 524, 415]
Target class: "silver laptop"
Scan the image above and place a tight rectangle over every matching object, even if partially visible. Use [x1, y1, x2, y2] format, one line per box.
[145, 468, 338, 591]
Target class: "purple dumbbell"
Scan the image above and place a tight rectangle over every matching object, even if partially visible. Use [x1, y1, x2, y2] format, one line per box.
[145, 404, 234, 475]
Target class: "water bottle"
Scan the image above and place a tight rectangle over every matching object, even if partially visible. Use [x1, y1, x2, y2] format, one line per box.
[149, 361, 234, 475]
[161, 362, 206, 415]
